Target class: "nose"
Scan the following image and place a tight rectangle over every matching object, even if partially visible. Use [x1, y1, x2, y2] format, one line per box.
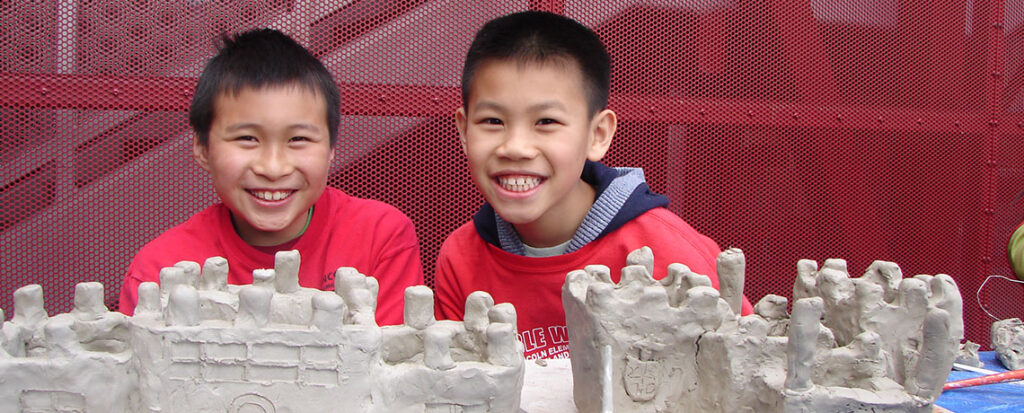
[494, 126, 538, 160]
[251, 145, 294, 180]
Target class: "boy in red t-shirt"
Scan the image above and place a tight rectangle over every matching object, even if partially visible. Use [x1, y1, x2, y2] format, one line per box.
[119, 29, 422, 325]
[435, 11, 751, 359]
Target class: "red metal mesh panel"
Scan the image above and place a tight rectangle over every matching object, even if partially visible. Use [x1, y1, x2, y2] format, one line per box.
[1, 1, 1022, 349]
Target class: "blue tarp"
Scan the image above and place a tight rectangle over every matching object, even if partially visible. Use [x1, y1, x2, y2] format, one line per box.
[937, 351, 1024, 412]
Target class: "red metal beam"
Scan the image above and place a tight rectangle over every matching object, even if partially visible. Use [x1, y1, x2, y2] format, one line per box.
[2, 71, 1012, 131]
[981, 0, 1008, 298]
[0, 73, 463, 116]
[0, 73, 196, 111]
[610, 95, 994, 133]
[309, 0, 430, 57]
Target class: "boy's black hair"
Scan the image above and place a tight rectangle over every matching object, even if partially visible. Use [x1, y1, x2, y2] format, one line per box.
[461, 11, 610, 116]
[189, 28, 341, 147]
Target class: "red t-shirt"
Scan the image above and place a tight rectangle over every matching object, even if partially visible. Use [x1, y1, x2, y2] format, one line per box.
[119, 187, 423, 326]
[435, 207, 753, 359]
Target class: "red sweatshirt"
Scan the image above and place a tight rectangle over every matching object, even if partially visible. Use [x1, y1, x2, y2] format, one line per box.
[436, 207, 753, 359]
[119, 187, 423, 326]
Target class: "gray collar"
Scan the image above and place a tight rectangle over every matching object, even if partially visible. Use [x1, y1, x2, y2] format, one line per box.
[496, 167, 646, 255]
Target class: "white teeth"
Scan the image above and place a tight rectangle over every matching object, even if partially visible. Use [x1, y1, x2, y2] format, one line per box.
[252, 190, 290, 201]
[498, 176, 542, 192]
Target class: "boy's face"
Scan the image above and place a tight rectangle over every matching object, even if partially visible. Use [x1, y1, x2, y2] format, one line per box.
[194, 85, 334, 246]
[456, 59, 615, 247]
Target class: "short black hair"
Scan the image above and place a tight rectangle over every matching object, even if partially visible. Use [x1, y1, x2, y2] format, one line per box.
[461, 11, 610, 116]
[189, 28, 341, 147]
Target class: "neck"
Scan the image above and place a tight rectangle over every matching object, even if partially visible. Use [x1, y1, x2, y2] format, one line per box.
[514, 180, 595, 248]
[231, 206, 314, 247]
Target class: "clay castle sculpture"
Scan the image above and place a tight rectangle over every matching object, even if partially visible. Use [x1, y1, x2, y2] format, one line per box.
[563, 247, 963, 413]
[1, 246, 966, 412]
[0, 250, 524, 413]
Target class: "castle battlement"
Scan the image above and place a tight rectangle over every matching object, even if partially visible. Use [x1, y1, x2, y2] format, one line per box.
[0, 250, 524, 413]
[563, 247, 962, 413]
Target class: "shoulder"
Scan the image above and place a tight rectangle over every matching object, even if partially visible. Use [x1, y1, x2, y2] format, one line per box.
[434, 221, 494, 295]
[326, 187, 412, 220]
[128, 205, 225, 276]
[321, 188, 416, 232]
[628, 208, 713, 239]
[437, 221, 497, 271]
[138, 206, 223, 252]
[607, 207, 721, 269]
[438, 221, 483, 258]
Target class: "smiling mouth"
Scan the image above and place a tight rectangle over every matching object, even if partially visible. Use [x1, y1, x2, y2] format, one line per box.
[249, 190, 294, 201]
[496, 175, 543, 192]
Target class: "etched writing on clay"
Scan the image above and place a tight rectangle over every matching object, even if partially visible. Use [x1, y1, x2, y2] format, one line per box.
[991, 318, 1024, 370]
[563, 247, 962, 413]
[0, 250, 524, 413]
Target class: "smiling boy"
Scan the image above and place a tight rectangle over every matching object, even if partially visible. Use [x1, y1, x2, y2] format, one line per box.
[118, 29, 423, 325]
[435, 11, 751, 359]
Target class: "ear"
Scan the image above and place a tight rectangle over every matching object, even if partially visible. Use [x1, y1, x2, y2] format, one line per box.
[455, 106, 469, 154]
[192, 135, 211, 172]
[586, 109, 616, 161]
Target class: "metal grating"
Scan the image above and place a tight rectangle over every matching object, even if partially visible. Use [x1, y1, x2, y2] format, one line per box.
[1, 1, 1022, 349]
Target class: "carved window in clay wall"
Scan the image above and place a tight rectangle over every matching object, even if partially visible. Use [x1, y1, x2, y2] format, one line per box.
[424, 403, 481, 412]
[19, 389, 87, 412]
[163, 338, 342, 386]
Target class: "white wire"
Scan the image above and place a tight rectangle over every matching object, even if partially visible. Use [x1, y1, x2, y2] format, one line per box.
[976, 274, 1024, 323]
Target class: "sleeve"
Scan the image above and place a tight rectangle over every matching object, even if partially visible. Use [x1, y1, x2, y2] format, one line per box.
[366, 216, 424, 326]
[433, 242, 467, 321]
[1011, 221, 1024, 280]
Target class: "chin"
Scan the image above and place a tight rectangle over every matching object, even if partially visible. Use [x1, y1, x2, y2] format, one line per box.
[493, 209, 540, 226]
[243, 217, 295, 233]
[259, 221, 298, 233]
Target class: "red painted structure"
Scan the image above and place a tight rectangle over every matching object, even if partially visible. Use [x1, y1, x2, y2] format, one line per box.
[1, 1, 1022, 347]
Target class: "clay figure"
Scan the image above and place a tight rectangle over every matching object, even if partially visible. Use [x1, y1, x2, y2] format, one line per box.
[563, 247, 962, 413]
[991, 318, 1024, 370]
[0, 250, 524, 413]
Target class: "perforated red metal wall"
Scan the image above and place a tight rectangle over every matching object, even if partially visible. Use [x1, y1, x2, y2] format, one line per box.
[1, 1, 1022, 348]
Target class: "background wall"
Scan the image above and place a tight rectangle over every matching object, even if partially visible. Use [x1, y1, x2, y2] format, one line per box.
[1, 0, 1022, 347]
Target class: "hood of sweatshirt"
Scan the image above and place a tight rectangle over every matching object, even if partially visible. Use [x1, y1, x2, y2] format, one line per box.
[472, 160, 669, 255]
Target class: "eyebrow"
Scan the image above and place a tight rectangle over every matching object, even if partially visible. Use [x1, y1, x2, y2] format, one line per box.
[472, 100, 567, 113]
[224, 123, 323, 133]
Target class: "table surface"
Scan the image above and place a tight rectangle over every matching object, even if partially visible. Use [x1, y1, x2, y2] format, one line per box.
[520, 358, 577, 413]
[519, 352, 1023, 412]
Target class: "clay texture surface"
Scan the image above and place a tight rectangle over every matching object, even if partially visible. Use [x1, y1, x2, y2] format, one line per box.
[0, 250, 524, 413]
[956, 340, 982, 368]
[563, 247, 962, 413]
[991, 318, 1024, 370]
